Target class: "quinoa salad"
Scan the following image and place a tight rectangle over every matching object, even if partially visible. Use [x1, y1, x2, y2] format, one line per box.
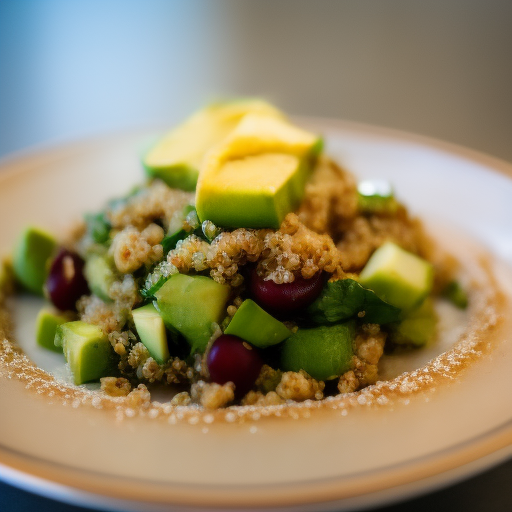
[2, 100, 473, 411]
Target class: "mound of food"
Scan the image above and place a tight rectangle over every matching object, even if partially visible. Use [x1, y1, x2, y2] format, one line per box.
[5, 100, 468, 410]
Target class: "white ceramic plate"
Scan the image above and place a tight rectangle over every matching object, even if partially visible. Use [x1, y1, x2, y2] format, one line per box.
[0, 120, 511, 512]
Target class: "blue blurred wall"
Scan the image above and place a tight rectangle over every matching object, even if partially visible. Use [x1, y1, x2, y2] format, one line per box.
[0, 0, 232, 155]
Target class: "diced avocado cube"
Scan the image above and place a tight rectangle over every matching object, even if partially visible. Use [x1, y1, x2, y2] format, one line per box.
[196, 113, 322, 228]
[216, 113, 323, 162]
[280, 322, 355, 381]
[154, 274, 230, 354]
[196, 153, 307, 228]
[145, 163, 199, 192]
[12, 226, 57, 295]
[132, 303, 169, 364]
[55, 321, 116, 385]
[224, 299, 292, 348]
[143, 100, 283, 191]
[390, 298, 438, 347]
[359, 242, 434, 311]
[84, 254, 116, 302]
[357, 180, 399, 214]
[35, 308, 69, 353]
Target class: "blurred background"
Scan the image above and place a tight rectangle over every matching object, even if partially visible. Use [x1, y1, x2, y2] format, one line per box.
[0, 1, 511, 511]
[1, 0, 512, 162]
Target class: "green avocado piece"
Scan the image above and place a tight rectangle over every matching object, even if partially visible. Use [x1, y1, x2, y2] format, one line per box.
[357, 180, 399, 214]
[359, 242, 434, 312]
[132, 303, 170, 364]
[145, 164, 199, 192]
[154, 274, 230, 354]
[84, 254, 116, 302]
[224, 299, 292, 348]
[214, 112, 323, 162]
[196, 153, 308, 228]
[196, 113, 321, 228]
[143, 100, 283, 191]
[35, 308, 70, 353]
[390, 297, 438, 347]
[280, 322, 355, 381]
[12, 226, 57, 295]
[55, 321, 117, 385]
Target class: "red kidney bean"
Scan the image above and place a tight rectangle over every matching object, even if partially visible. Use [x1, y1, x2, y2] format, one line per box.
[250, 268, 324, 314]
[207, 334, 263, 399]
[46, 249, 89, 311]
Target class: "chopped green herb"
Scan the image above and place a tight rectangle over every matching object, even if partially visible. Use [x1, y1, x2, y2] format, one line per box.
[305, 278, 401, 325]
[141, 261, 178, 299]
[85, 212, 111, 244]
[442, 280, 468, 309]
[161, 230, 190, 254]
[161, 205, 206, 254]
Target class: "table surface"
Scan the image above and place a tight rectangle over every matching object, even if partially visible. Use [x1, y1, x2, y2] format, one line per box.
[1, 457, 511, 512]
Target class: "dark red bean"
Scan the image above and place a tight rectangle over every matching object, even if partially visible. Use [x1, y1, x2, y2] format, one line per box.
[46, 249, 89, 311]
[250, 268, 325, 314]
[207, 334, 263, 398]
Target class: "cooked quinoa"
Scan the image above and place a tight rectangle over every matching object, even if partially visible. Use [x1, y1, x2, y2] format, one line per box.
[107, 180, 193, 231]
[52, 151, 459, 410]
[4, 94, 465, 415]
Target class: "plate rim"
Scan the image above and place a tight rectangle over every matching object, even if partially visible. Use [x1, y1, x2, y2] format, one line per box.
[1, 118, 511, 510]
[1, 116, 511, 180]
[0, 419, 510, 511]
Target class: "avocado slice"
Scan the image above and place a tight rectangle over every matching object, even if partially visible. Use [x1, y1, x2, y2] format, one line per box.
[196, 153, 307, 228]
[35, 308, 71, 353]
[143, 100, 283, 191]
[12, 226, 57, 295]
[390, 297, 438, 347]
[224, 299, 292, 348]
[196, 114, 321, 228]
[280, 322, 355, 381]
[214, 112, 323, 162]
[359, 242, 434, 311]
[132, 303, 170, 364]
[55, 321, 117, 385]
[84, 254, 116, 302]
[154, 274, 230, 354]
